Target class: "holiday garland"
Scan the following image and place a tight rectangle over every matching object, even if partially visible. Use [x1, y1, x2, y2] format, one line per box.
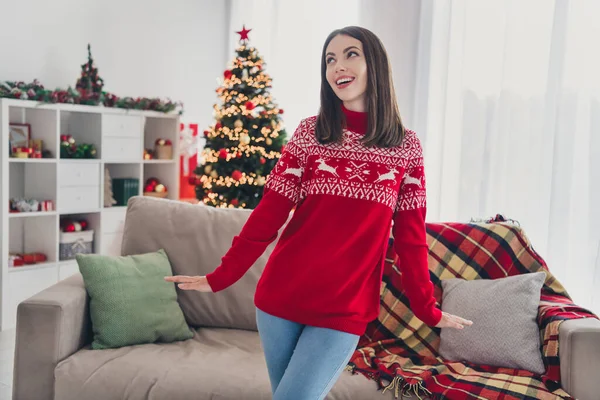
[0, 44, 183, 114]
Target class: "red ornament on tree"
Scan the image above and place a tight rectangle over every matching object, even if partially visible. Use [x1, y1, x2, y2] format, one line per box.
[237, 151, 243, 158]
[215, 122, 222, 130]
[219, 149, 228, 159]
[203, 130, 210, 137]
[224, 70, 233, 80]
[232, 170, 243, 181]
[245, 101, 255, 110]
[230, 199, 239, 206]
[260, 157, 266, 165]
[279, 109, 284, 114]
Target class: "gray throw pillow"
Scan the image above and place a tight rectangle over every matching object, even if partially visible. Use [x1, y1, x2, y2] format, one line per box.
[439, 271, 546, 375]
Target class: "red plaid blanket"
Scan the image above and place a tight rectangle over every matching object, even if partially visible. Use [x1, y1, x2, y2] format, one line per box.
[346, 222, 599, 399]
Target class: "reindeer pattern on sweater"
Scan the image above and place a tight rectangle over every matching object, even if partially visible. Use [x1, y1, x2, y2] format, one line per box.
[267, 116, 426, 213]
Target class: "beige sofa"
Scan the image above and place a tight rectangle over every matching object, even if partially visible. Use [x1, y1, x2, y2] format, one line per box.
[12, 196, 600, 400]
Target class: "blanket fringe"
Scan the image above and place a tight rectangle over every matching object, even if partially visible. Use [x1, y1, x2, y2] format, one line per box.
[382, 376, 433, 399]
[345, 365, 436, 399]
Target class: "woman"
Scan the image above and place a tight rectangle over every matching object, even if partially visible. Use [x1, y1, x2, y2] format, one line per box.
[165, 26, 472, 400]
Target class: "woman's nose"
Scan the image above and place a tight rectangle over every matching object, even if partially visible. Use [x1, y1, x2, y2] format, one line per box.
[335, 62, 347, 73]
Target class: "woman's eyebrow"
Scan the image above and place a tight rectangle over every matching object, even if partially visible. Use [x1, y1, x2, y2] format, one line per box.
[326, 46, 361, 57]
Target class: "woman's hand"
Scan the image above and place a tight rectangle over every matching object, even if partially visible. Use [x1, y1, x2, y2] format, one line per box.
[435, 312, 473, 329]
[164, 275, 213, 292]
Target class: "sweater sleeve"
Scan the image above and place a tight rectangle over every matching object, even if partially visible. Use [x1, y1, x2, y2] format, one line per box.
[205, 120, 307, 292]
[392, 139, 442, 327]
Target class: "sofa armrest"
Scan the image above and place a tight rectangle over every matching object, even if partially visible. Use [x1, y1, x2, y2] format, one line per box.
[13, 274, 91, 400]
[559, 317, 600, 400]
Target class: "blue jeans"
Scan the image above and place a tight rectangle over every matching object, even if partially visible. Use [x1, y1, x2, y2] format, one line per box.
[255, 307, 360, 400]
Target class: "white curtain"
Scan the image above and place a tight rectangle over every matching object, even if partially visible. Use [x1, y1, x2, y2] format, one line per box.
[414, 0, 600, 314]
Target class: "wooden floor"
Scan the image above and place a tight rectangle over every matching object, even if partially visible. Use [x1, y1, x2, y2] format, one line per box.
[0, 329, 15, 400]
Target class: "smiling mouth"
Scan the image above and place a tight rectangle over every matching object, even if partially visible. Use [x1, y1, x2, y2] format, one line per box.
[336, 77, 355, 88]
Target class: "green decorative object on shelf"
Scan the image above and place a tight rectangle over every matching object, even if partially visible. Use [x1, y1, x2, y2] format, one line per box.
[59, 134, 97, 159]
[112, 178, 140, 206]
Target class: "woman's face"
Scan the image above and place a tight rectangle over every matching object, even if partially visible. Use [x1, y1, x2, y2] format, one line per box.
[325, 34, 368, 112]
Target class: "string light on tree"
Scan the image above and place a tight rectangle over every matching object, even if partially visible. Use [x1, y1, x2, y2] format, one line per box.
[193, 25, 288, 209]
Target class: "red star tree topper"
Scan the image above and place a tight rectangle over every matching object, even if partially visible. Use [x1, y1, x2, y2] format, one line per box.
[236, 25, 252, 42]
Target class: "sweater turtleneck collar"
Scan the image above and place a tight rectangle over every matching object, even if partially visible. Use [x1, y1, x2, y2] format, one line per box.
[341, 104, 368, 134]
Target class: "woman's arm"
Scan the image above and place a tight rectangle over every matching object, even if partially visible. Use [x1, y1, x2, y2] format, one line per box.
[205, 119, 308, 292]
[391, 137, 442, 326]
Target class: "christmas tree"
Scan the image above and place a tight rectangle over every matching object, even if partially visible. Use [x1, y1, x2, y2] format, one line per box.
[75, 44, 104, 105]
[194, 26, 287, 209]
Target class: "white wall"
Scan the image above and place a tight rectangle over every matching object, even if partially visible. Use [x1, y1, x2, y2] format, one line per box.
[0, 0, 229, 126]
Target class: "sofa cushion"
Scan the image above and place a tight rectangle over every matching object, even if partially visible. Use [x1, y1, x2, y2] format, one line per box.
[438, 271, 546, 374]
[122, 196, 291, 331]
[76, 249, 194, 349]
[54, 327, 393, 400]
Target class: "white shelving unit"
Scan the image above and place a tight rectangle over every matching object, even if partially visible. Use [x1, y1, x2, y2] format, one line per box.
[0, 98, 180, 330]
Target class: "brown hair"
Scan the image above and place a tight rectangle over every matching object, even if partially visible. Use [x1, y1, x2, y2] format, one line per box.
[315, 26, 405, 148]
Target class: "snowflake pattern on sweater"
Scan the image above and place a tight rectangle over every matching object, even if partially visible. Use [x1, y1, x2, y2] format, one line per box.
[265, 116, 426, 213]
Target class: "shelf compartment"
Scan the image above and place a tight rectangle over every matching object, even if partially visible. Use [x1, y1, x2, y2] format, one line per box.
[9, 162, 57, 210]
[144, 117, 178, 162]
[9, 214, 58, 265]
[59, 110, 101, 159]
[58, 212, 100, 261]
[143, 163, 178, 200]
[104, 163, 141, 207]
[8, 106, 58, 159]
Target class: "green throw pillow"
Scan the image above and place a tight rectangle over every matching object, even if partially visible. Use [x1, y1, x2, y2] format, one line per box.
[76, 249, 194, 350]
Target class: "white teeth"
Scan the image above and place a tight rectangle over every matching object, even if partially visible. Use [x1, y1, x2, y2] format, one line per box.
[336, 77, 354, 85]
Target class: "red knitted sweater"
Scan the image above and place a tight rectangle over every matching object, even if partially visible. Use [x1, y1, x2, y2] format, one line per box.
[206, 106, 442, 335]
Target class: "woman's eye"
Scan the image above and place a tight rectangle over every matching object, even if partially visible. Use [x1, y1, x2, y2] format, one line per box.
[348, 51, 359, 58]
[326, 57, 335, 64]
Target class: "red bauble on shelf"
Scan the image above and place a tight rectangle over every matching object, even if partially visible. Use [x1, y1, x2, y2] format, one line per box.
[144, 177, 168, 198]
[60, 217, 89, 233]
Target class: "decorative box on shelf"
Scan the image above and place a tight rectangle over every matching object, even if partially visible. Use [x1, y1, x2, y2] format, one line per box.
[59, 230, 94, 260]
[154, 138, 173, 160]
